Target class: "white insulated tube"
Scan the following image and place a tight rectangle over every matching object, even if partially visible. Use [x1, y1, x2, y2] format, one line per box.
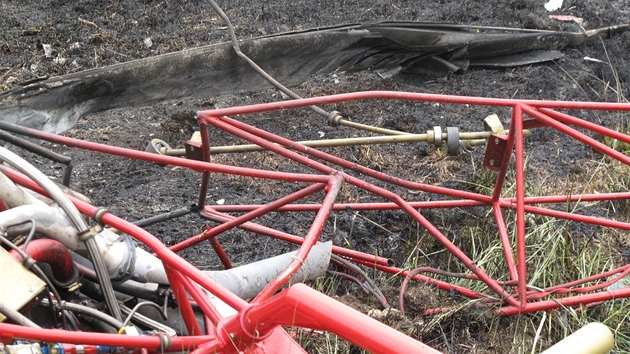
[541, 322, 614, 354]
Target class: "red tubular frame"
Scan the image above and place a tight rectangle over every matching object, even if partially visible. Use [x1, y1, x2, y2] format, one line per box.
[1, 90, 630, 353]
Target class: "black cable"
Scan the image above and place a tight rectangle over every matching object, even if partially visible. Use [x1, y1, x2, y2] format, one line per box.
[331, 254, 390, 309]
[203, 0, 334, 119]
[0, 130, 73, 187]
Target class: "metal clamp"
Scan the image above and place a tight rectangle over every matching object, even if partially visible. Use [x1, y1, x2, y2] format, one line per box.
[432, 126, 442, 147]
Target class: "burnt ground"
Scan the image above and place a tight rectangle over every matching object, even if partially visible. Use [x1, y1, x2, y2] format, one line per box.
[1, 0, 630, 353]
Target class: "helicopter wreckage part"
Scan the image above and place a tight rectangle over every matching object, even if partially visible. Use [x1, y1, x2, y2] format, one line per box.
[0, 22, 627, 134]
[1, 91, 630, 352]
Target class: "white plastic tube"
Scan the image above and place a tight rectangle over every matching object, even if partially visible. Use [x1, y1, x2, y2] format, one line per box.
[542, 322, 614, 354]
[203, 241, 332, 299]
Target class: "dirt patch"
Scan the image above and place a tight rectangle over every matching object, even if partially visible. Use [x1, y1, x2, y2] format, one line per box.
[1, 0, 630, 353]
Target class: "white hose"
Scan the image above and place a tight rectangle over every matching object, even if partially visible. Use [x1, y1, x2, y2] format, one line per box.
[203, 241, 333, 299]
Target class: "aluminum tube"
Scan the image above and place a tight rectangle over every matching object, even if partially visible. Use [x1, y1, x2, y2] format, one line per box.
[0, 204, 84, 250]
[0, 147, 86, 230]
[203, 241, 332, 299]
[0, 172, 47, 207]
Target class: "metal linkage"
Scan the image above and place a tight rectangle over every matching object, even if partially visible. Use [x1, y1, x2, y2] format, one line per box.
[147, 112, 514, 157]
[1, 91, 630, 354]
[194, 91, 630, 316]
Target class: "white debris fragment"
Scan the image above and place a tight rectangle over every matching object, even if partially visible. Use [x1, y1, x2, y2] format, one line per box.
[70, 42, 81, 50]
[376, 66, 402, 79]
[42, 44, 53, 58]
[584, 56, 604, 63]
[53, 57, 67, 65]
[143, 37, 153, 48]
[318, 131, 325, 137]
[549, 14, 584, 24]
[216, 198, 225, 205]
[544, 0, 563, 11]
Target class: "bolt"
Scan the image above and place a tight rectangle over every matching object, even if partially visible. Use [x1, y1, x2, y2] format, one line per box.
[489, 159, 495, 166]
[28, 287, 34, 292]
[494, 138, 500, 145]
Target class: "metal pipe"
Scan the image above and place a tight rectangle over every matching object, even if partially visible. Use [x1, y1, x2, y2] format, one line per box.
[233, 283, 442, 354]
[170, 182, 327, 253]
[132, 206, 193, 227]
[254, 174, 342, 302]
[40, 299, 124, 330]
[0, 302, 41, 328]
[0, 121, 332, 184]
[0, 171, 48, 207]
[156, 129, 518, 156]
[513, 104, 527, 306]
[0, 130, 73, 186]
[0, 204, 83, 250]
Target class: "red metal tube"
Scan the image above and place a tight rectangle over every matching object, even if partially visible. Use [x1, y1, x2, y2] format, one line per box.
[491, 118, 517, 202]
[493, 203, 518, 282]
[539, 107, 630, 145]
[196, 91, 630, 119]
[0, 122, 331, 184]
[200, 207, 393, 266]
[499, 286, 630, 315]
[208, 198, 488, 212]
[205, 189, 630, 211]
[499, 202, 630, 230]
[0, 322, 215, 350]
[169, 182, 327, 253]
[523, 105, 630, 166]
[175, 269, 223, 328]
[207, 231, 233, 269]
[214, 115, 493, 204]
[164, 265, 202, 336]
[513, 104, 527, 308]
[240, 283, 443, 354]
[10, 239, 78, 286]
[253, 173, 343, 302]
